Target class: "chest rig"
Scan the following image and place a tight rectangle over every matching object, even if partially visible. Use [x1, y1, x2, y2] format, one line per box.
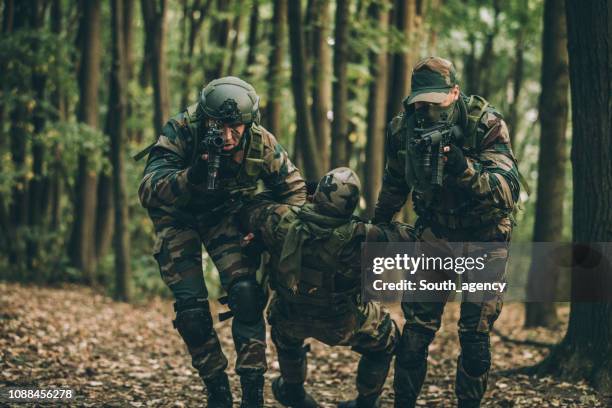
[182, 103, 266, 213]
[395, 95, 511, 227]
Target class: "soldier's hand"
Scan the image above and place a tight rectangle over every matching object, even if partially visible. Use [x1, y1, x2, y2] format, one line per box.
[186, 153, 209, 184]
[443, 144, 468, 175]
[241, 232, 255, 247]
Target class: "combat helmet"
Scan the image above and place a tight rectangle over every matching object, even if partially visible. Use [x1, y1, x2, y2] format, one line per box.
[198, 76, 260, 125]
[313, 167, 361, 217]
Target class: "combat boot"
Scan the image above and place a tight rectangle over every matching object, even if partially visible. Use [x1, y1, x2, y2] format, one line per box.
[337, 393, 380, 408]
[272, 376, 319, 408]
[203, 372, 233, 408]
[240, 373, 264, 408]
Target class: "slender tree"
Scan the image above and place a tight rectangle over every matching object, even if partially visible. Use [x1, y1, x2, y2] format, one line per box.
[364, 2, 389, 218]
[265, 0, 287, 138]
[109, 0, 132, 301]
[26, 1, 49, 271]
[141, 0, 169, 136]
[244, 0, 259, 71]
[535, 0, 612, 393]
[310, 0, 332, 171]
[506, 0, 529, 144]
[180, 0, 213, 108]
[205, 0, 232, 80]
[524, 0, 569, 328]
[227, 7, 242, 75]
[287, 0, 322, 180]
[69, 0, 101, 282]
[331, 0, 350, 168]
[387, 0, 417, 122]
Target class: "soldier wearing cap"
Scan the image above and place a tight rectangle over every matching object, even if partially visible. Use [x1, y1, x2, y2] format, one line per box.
[138, 76, 306, 407]
[240, 167, 417, 408]
[373, 57, 521, 407]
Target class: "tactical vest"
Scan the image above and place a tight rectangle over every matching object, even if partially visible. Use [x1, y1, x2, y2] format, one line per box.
[273, 217, 364, 309]
[395, 95, 515, 228]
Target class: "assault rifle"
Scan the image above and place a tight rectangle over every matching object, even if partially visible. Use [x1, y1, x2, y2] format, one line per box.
[411, 122, 463, 186]
[201, 124, 225, 191]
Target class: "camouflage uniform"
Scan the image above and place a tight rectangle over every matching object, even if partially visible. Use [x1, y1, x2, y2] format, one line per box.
[138, 77, 305, 407]
[374, 58, 521, 408]
[241, 168, 415, 408]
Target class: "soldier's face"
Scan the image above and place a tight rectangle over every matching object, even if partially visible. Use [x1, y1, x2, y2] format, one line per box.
[222, 123, 246, 151]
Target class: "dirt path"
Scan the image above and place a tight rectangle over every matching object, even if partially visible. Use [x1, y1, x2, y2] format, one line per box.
[0, 282, 605, 407]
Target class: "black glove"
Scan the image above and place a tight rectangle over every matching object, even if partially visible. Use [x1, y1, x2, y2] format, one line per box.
[444, 144, 468, 175]
[186, 155, 208, 185]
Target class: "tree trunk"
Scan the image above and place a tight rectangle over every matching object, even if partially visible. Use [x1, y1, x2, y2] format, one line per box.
[287, 0, 322, 180]
[479, 0, 500, 96]
[265, 0, 286, 138]
[180, 0, 212, 108]
[244, 0, 259, 75]
[524, 0, 569, 329]
[109, 0, 132, 302]
[331, 0, 350, 168]
[141, 0, 169, 137]
[227, 10, 242, 76]
[310, 0, 331, 172]
[535, 0, 612, 394]
[364, 2, 389, 218]
[205, 0, 232, 80]
[387, 0, 416, 122]
[506, 0, 528, 145]
[70, 0, 101, 282]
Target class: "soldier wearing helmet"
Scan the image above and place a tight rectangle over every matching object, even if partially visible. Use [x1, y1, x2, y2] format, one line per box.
[239, 167, 417, 408]
[138, 77, 306, 407]
[374, 57, 522, 408]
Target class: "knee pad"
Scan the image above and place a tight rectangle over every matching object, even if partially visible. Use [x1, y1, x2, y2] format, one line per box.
[396, 327, 435, 368]
[228, 279, 265, 324]
[459, 333, 491, 377]
[173, 299, 214, 349]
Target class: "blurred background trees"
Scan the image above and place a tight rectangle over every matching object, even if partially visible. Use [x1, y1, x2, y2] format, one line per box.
[0, 0, 610, 393]
[0, 0, 569, 295]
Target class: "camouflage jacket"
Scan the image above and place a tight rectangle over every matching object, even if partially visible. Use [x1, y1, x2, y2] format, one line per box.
[374, 94, 521, 229]
[241, 201, 415, 292]
[138, 106, 306, 220]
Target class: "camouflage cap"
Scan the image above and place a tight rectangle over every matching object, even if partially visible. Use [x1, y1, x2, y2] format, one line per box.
[313, 167, 361, 217]
[405, 57, 458, 105]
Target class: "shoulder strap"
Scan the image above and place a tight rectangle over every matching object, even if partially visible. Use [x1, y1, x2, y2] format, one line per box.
[464, 95, 490, 150]
[184, 104, 202, 165]
[243, 125, 265, 177]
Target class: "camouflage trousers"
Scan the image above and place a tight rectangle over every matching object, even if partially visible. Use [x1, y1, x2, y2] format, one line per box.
[151, 210, 266, 380]
[395, 217, 512, 405]
[268, 294, 399, 397]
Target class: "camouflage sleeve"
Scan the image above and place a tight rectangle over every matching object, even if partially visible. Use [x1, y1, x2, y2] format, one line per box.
[240, 198, 294, 254]
[374, 122, 412, 223]
[138, 120, 193, 209]
[454, 116, 521, 210]
[338, 221, 416, 271]
[259, 130, 307, 206]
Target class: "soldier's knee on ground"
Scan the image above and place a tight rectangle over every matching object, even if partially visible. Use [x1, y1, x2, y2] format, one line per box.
[173, 298, 214, 348]
[227, 278, 266, 324]
[459, 332, 491, 377]
[396, 326, 435, 368]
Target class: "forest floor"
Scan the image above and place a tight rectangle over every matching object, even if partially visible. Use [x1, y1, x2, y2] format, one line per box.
[0, 281, 607, 407]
